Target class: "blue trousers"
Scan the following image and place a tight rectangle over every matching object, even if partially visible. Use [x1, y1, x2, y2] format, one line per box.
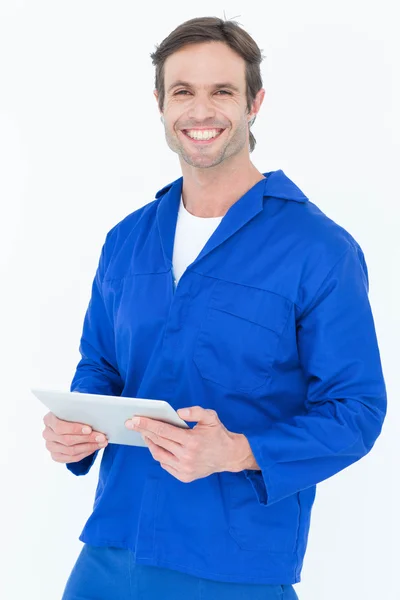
[62, 544, 299, 600]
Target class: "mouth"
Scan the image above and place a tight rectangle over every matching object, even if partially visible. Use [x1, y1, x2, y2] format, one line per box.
[180, 128, 226, 145]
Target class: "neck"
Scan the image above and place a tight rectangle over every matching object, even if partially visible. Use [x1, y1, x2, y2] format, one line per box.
[180, 159, 265, 218]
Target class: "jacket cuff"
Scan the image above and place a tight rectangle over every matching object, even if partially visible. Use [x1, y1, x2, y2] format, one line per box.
[65, 450, 99, 476]
[243, 434, 271, 505]
[243, 469, 269, 505]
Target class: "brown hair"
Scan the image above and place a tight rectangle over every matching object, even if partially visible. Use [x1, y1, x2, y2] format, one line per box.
[150, 16, 265, 152]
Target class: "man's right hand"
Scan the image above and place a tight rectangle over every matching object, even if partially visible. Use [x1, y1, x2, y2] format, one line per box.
[42, 411, 108, 463]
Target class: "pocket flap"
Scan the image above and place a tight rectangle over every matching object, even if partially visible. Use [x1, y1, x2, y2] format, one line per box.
[210, 280, 291, 334]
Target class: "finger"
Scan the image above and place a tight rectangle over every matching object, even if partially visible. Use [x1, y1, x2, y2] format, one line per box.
[176, 406, 218, 425]
[52, 450, 97, 464]
[145, 437, 180, 467]
[126, 417, 188, 444]
[42, 426, 108, 446]
[160, 461, 189, 481]
[46, 439, 107, 457]
[142, 432, 182, 459]
[44, 412, 94, 435]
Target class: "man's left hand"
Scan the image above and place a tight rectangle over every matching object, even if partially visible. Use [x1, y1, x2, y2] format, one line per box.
[125, 406, 256, 482]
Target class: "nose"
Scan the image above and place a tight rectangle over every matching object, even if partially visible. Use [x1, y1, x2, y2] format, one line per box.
[187, 93, 216, 122]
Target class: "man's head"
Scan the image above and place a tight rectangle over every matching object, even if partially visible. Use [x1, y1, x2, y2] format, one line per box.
[150, 17, 265, 170]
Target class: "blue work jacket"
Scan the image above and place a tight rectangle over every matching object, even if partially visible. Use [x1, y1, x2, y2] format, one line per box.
[67, 169, 386, 585]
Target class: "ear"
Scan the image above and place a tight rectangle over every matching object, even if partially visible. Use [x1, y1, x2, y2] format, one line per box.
[248, 88, 265, 123]
[153, 89, 164, 121]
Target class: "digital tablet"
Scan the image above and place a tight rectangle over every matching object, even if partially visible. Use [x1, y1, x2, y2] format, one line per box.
[31, 388, 190, 447]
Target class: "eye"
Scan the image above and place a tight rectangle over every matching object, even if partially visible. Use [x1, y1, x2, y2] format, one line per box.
[174, 89, 232, 96]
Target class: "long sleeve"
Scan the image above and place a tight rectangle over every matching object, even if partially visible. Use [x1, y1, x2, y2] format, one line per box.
[244, 243, 387, 505]
[66, 230, 124, 476]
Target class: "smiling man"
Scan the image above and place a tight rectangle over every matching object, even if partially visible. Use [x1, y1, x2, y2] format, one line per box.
[49, 16, 386, 600]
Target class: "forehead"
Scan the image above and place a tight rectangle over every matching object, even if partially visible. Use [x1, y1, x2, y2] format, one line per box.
[164, 42, 246, 89]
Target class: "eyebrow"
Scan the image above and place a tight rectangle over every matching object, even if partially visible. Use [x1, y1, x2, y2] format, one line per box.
[167, 81, 241, 94]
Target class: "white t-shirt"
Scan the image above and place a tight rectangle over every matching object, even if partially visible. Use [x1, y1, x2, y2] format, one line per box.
[172, 195, 223, 286]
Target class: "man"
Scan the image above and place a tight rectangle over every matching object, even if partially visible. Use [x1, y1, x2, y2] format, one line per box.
[43, 16, 386, 600]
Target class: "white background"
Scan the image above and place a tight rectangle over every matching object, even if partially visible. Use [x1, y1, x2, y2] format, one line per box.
[1, 1, 398, 599]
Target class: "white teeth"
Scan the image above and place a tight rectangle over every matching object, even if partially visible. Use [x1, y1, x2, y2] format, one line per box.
[185, 129, 222, 140]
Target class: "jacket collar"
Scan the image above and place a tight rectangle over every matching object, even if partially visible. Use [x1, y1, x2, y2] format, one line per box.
[155, 169, 308, 203]
[155, 169, 308, 268]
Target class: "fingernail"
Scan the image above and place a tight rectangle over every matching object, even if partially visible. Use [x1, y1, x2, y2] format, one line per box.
[95, 434, 106, 442]
[82, 426, 91, 434]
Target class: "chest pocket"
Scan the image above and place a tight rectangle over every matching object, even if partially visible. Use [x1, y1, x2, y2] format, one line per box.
[193, 280, 292, 393]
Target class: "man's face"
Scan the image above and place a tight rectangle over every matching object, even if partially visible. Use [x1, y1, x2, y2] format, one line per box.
[155, 42, 261, 169]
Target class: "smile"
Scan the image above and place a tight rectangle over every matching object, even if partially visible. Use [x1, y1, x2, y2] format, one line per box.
[181, 128, 225, 144]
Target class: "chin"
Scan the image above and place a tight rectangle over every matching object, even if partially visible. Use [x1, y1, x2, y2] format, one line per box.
[183, 155, 226, 169]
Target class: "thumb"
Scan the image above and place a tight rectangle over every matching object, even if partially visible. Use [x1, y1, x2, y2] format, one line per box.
[177, 406, 219, 424]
